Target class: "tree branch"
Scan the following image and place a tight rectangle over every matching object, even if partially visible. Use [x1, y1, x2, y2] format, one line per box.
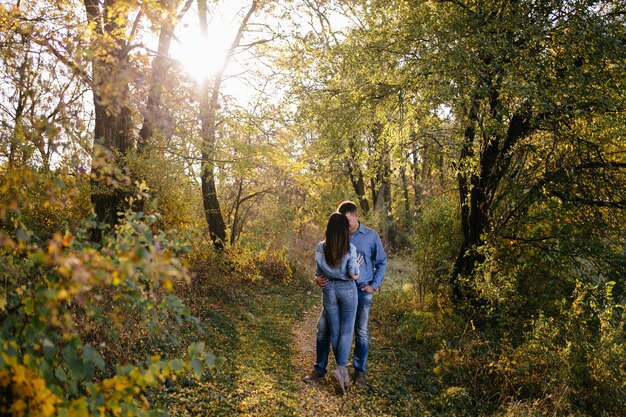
[35, 37, 92, 85]
[177, 0, 195, 20]
[126, 5, 143, 49]
[550, 191, 626, 209]
[238, 188, 273, 205]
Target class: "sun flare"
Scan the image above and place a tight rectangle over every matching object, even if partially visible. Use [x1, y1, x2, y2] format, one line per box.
[174, 31, 229, 80]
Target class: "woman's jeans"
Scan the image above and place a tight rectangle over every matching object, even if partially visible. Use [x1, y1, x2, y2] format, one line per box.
[315, 286, 373, 375]
[322, 279, 357, 367]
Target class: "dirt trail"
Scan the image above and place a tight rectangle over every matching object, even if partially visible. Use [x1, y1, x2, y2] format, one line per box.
[291, 258, 420, 416]
[292, 304, 349, 416]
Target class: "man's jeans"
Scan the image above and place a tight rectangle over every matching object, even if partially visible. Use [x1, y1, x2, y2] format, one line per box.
[315, 286, 373, 374]
[321, 280, 358, 367]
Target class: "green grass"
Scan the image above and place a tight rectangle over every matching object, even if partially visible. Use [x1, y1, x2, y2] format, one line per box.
[149, 258, 444, 416]
[150, 271, 319, 416]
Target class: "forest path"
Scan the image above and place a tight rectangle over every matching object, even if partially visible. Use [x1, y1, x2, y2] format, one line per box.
[290, 260, 426, 416]
[291, 303, 347, 416]
[291, 301, 386, 417]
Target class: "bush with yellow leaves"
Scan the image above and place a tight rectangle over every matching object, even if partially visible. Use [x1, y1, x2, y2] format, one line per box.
[0, 167, 215, 416]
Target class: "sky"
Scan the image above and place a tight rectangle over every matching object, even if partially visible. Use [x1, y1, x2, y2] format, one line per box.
[167, 1, 357, 108]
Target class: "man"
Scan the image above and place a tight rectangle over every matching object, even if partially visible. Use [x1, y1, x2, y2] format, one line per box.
[304, 201, 387, 388]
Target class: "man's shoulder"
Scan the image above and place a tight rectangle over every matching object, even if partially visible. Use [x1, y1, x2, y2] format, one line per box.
[357, 223, 380, 238]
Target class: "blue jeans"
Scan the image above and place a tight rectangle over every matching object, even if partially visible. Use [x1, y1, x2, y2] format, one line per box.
[321, 280, 357, 367]
[315, 285, 373, 374]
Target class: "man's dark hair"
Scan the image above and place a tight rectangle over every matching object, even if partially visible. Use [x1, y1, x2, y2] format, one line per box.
[337, 200, 357, 215]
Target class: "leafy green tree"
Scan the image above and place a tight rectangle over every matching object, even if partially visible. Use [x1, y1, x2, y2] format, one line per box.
[357, 0, 626, 300]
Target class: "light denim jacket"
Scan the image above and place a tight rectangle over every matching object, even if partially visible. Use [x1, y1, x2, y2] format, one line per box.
[315, 242, 359, 280]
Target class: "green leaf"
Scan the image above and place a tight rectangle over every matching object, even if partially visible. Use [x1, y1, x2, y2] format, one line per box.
[187, 342, 205, 358]
[68, 356, 86, 380]
[190, 358, 203, 379]
[55, 366, 68, 382]
[205, 353, 217, 368]
[42, 338, 55, 357]
[23, 297, 35, 315]
[83, 344, 105, 371]
[168, 358, 184, 373]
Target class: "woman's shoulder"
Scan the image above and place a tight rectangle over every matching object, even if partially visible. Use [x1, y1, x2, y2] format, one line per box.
[316, 241, 325, 251]
[349, 243, 357, 254]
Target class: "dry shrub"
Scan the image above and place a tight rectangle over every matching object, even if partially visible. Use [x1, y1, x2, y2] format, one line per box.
[256, 247, 293, 284]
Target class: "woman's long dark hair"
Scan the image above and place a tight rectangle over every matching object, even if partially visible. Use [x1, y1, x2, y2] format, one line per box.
[323, 212, 350, 267]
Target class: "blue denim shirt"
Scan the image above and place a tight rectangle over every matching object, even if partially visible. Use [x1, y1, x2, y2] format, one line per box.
[315, 242, 359, 280]
[351, 223, 387, 290]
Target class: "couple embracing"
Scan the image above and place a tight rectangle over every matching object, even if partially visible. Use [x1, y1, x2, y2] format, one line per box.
[303, 201, 387, 395]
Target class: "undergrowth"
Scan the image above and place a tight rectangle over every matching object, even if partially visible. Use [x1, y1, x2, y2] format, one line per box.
[146, 245, 624, 416]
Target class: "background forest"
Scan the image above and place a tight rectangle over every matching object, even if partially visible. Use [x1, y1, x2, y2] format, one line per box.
[1, 0, 624, 416]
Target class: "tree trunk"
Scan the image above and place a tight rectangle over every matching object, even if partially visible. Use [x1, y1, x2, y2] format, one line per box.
[370, 124, 394, 246]
[199, 75, 227, 248]
[410, 143, 423, 209]
[347, 135, 370, 213]
[84, 0, 135, 241]
[380, 140, 394, 247]
[138, 0, 193, 152]
[138, 23, 174, 152]
[400, 164, 410, 226]
[197, 0, 257, 248]
[369, 122, 385, 212]
[229, 180, 243, 246]
[450, 92, 532, 300]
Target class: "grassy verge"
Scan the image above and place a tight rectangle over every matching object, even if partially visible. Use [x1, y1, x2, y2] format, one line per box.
[150, 266, 320, 416]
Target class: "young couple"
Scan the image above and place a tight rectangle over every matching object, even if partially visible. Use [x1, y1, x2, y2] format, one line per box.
[304, 201, 387, 395]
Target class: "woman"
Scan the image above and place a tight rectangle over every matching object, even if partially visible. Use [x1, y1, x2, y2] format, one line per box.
[314, 212, 359, 395]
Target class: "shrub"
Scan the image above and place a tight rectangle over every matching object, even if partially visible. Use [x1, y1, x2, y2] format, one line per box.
[408, 194, 461, 302]
[0, 167, 214, 416]
[256, 247, 293, 284]
[430, 281, 626, 415]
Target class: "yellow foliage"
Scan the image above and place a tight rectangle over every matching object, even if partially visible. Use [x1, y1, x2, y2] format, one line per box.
[0, 364, 60, 417]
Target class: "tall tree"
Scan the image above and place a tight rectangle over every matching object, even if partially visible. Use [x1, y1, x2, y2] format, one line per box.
[197, 0, 257, 249]
[439, 1, 625, 300]
[83, 0, 137, 239]
[367, 0, 626, 300]
[138, 0, 194, 152]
